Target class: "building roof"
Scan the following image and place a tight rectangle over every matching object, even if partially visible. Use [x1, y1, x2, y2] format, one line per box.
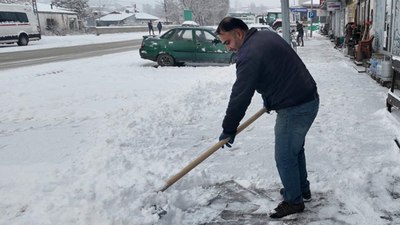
[98, 11, 159, 22]
[37, 3, 77, 15]
[134, 12, 159, 20]
[98, 12, 134, 21]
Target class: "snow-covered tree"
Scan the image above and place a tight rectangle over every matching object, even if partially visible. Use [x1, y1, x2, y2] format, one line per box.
[163, 0, 182, 24]
[203, 0, 230, 25]
[51, 0, 89, 19]
[157, 0, 229, 25]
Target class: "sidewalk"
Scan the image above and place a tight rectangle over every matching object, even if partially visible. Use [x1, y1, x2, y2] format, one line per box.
[198, 33, 400, 225]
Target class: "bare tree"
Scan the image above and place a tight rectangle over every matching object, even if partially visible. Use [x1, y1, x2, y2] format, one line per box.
[152, 0, 230, 25]
[165, 0, 229, 25]
[164, 0, 182, 24]
[51, 0, 89, 19]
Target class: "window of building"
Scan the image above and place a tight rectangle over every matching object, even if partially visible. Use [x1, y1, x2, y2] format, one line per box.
[46, 18, 57, 30]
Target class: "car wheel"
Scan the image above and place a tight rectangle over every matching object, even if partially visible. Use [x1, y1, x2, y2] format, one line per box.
[17, 34, 29, 46]
[157, 54, 175, 66]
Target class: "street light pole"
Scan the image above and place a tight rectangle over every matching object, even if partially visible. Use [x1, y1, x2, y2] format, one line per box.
[32, 0, 41, 35]
[281, 0, 290, 44]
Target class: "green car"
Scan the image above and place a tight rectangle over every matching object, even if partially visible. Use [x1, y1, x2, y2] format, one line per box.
[139, 26, 236, 66]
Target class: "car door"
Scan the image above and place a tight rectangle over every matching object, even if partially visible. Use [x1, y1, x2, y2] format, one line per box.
[167, 28, 196, 62]
[194, 29, 231, 63]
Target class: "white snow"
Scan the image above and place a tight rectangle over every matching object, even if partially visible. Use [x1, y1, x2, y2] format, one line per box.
[134, 12, 159, 20]
[98, 12, 134, 22]
[97, 12, 159, 22]
[37, 3, 77, 14]
[0, 32, 149, 53]
[1, 33, 400, 225]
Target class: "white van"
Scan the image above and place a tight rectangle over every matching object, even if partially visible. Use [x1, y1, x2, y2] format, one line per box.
[0, 3, 41, 46]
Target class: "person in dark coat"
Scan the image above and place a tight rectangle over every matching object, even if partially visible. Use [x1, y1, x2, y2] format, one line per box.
[148, 20, 154, 35]
[296, 20, 304, 46]
[157, 21, 162, 34]
[216, 17, 319, 219]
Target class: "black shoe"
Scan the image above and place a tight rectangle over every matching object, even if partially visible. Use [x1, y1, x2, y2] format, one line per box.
[270, 201, 305, 218]
[280, 188, 312, 202]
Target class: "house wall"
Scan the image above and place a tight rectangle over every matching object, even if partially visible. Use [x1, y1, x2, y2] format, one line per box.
[374, 0, 386, 51]
[97, 18, 157, 27]
[373, 0, 400, 54]
[369, 0, 375, 36]
[345, 1, 356, 25]
[393, 0, 400, 56]
[123, 17, 137, 25]
[38, 12, 78, 34]
[329, 0, 346, 38]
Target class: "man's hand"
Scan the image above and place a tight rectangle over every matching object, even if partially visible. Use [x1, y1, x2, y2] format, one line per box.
[219, 132, 236, 148]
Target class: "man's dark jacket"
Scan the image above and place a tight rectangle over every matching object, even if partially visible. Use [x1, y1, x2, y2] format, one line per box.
[297, 23, 304, 35]
[222, 28, 318, 134]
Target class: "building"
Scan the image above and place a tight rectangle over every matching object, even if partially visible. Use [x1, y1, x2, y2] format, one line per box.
[36, 3, 79, 35]
[96, 11, 159, 26]
[392, 1, 400, 56]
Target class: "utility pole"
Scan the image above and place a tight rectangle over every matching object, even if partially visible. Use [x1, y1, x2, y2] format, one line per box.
[281, 0, 290, 44]
[32, 0, 41, 35]
[310, 0, 313, 37]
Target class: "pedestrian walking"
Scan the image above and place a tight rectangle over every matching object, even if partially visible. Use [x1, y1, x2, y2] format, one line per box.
[216, 17, 319, 219]
[296, 20, 304, 47]
[157, 21, 162, 34]
[148, 20, 154, 35]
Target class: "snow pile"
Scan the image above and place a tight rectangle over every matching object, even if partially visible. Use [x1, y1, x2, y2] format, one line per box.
[0, 32, 149, 53]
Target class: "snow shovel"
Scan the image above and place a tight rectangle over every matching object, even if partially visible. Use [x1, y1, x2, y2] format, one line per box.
[159, 107, 267, 192]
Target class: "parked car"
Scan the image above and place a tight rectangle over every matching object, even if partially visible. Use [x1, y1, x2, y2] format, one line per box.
[249, 24, 275, 32]
[139, 26, 236, 66]
[272, 18, 283, 31]
[271, 19, 297, 33]
[0, 3, 41, 46]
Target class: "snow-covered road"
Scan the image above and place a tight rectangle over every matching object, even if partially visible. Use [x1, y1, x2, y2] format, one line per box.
[0, 33, 400, 225]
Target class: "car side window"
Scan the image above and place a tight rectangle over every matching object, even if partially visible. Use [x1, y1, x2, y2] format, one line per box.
[162, 30, 175, 39]
[195, 30, 215, 43]
[171, 29, 192, 41]
[180, 30, 192, 41]
[203, 31, 216, 42]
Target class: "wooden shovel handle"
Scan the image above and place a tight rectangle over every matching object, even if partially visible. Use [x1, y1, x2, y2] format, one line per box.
[160, 107, 267, 192]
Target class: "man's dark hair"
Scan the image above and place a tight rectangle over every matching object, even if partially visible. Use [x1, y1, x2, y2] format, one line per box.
[216, 17, 249, 35]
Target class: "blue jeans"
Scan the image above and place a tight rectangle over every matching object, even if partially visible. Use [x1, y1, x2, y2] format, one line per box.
[274, 97, 319, 203]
